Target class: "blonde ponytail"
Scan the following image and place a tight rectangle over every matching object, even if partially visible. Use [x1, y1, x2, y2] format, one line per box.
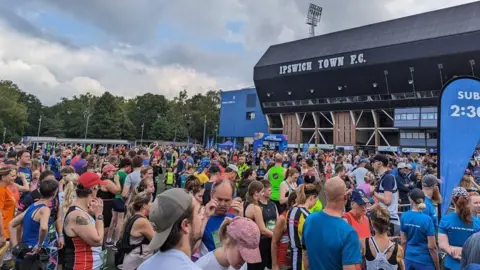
[63, 173, 79, 216]
[218, 218, 233, 244]
[417, 201, 427, 211]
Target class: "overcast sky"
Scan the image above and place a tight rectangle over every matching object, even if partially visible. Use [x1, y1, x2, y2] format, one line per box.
[0, 0, 476, 105]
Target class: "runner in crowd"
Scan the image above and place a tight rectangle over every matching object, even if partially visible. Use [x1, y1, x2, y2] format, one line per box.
[8, 179, 59, 269]
[184, 176, 205, 205]
[118, 191, 154, 269]
[195, 217, 260, 270]
[372, 154, 400, 236]
[121, 156, 144, 200]
[439, 187, 480, 270]
[303, 178, 362, 270]
[138, 189, 205, 270]
[364, 204, 404, 270]
[287, 184, 318, 270]
[63, 172, 105, 270]
[400, 188, 439, 270]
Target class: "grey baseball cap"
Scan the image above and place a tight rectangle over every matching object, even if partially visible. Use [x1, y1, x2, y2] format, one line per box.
[149, 188, 192, 250]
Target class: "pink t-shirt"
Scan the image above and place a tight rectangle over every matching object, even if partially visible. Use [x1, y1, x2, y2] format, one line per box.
[358, 183, 372, 198]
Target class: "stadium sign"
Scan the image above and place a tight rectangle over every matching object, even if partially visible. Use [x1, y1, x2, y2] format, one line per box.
[278, 53, 367, 75]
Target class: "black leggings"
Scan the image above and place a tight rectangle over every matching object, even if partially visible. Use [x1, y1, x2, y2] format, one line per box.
[247, 237, 272, 270]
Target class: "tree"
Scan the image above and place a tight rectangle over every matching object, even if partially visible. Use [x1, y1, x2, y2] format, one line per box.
[0, 79, 221, 143]
[42, 115, 65, 137]
[89, 92, 123, 139]
[18, 92, 44, 136]
[0, 80, 28, 142]
[128, 93, 169, 139]
[149, 116, 173, 140]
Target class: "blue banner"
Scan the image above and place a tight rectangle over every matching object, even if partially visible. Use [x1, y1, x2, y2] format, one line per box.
[439, 76, 480, 215]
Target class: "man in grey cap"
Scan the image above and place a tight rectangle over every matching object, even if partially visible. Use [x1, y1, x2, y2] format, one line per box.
[138, 188, 208, 270]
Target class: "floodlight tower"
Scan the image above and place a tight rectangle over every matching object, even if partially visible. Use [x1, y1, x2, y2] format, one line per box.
[305, 3, 323, 37]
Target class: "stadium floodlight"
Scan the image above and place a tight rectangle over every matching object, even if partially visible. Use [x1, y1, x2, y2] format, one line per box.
[305, 3, 323, 37]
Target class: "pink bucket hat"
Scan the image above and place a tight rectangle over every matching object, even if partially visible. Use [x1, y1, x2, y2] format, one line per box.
[226, 217, 261, 264]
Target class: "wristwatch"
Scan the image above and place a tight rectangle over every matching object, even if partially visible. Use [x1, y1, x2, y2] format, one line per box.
[96, 215, 104, 221]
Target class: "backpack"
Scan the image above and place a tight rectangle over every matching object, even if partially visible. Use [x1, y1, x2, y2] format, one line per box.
[115, 214, 149, 266]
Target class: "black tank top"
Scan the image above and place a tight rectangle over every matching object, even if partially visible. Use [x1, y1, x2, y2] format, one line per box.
[97, 179, 115, 200]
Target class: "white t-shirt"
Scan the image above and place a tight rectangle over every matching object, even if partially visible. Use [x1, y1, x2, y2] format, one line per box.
[195, 251, 247, 270]
[138, 249, 202, 270]
[349, 167, 368, 186]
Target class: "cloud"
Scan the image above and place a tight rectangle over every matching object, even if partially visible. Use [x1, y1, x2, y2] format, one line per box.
[0, 19, 232, 105]
[0, 0, 478, 106]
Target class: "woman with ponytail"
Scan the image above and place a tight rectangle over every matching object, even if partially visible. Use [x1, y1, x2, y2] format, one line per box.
[400, 188, 439, 270]
[118, 192, 154, 270]
[439, 187, 480, 270]
[286, 183, 317, 270]
[195, 217, 261, 270]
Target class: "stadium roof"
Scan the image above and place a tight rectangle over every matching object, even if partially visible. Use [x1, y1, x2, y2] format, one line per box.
[255, 2, 480, 69]
[254, 2, 480, 113]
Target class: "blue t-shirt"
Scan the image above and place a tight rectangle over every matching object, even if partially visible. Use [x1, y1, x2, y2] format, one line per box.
[48, 156, 61, 180]
[15, 166, 32, 185]
[400, 210, 435, 265]
[202, 213, 235, 252]
[303, 211, 362, 270]
[439, 213, 480, 270]
[410, 197, 438, 228]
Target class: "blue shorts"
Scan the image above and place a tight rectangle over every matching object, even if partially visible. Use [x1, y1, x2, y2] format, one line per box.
[405, 259, 435, 270]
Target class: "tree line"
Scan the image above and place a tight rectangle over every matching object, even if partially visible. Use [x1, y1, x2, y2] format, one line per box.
[0, 80, 220, 143]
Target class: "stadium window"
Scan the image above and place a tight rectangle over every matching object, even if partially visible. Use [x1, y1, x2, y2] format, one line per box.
[413, 113, 419, 120]
[406, 133, 413, 139]
[428, 132, 438, 139]
[400, 132, 406, 139]
[395, 114, 401, 120]
[434, 113, 438, 120]
[421, 113, 428, 120]
[412, 132, 419, 139]
[418, 132, 425, 139]
[401, 114, 407, 120]
[246, 94, 256, 108]
[407, 114, 414, 120]
[427, 113, 435, 120]
[246, 112, 256, 120]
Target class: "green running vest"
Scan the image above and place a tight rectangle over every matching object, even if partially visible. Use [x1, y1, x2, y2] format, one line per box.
[268, 166, 284, 201]
[166, 172, 174, 185]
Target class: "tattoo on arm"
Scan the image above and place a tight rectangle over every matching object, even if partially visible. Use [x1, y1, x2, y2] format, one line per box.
[75, 216, 89, 226]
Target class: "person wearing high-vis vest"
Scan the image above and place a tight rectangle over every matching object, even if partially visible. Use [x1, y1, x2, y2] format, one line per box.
[164, 168, 175, 190]
[264, 154, 287, 213]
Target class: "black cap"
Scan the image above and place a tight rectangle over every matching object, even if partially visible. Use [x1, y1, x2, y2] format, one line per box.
[372, 154, 389, 166]
[409, 188, 425, 204]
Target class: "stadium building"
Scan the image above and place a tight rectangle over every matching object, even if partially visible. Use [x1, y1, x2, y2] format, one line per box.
[252, 2, 480, 153]
[218, 88, 268, 145]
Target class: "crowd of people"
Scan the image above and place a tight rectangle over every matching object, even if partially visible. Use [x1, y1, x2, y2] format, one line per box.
[0, 142, 480, 269]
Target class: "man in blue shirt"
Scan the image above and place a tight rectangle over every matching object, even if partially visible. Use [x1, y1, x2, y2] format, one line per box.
[200, 180, 242, 255]
[48, 148, 62, 180]
[302, 177, 362, 270]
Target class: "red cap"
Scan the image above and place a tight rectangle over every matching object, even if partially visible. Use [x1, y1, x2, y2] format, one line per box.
[102, 164, 118, 174]
[78, 172, 108, 189]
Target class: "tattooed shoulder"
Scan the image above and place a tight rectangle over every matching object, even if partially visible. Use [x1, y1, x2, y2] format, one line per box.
[75, 215, 90, 226]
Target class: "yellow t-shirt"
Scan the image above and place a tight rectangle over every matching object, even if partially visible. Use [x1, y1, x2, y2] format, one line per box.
[194, 172, 209, 184]
[309, 199, 323, 213]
